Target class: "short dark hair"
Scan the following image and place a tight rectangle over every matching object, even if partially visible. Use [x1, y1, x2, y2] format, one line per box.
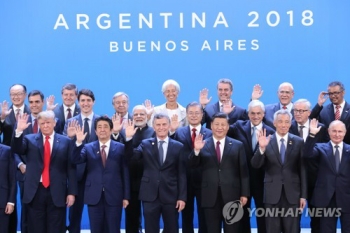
[186, 101, 203, 113]
[328, 81, 345, 91]
[28, 90, 44, 101]
[211, 112, 229, 123]
[78, 89, 95, 101]
[10, 84, 27, 93]
[94, 115, 113, 130]
[61, 83, 78, 95]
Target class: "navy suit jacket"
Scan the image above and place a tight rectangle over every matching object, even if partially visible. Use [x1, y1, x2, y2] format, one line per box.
[202, 101, 248, 129]
[131, 137, 187, 204]
[289, 120, 329, 143]
[227, 120, 275, 190]
[12, 133, 77, 207]
[304, 137, 350, 212]
[310, 102, 350, 144]
[263, 103, 294, 129]
[190, 136, 250, 208]
[0, 144, 16, 207]
[172, 126, 212, 188]
[72, 140, 130, 206]
[54, 104, 81, 134]
[251, 133, 307, 205]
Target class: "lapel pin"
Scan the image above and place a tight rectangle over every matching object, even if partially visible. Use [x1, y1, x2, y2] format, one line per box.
[97, 151, 100, 154]
[289, 141, 292, 145]
[152, 142, 155, 145]
[229, 142, 232, 145]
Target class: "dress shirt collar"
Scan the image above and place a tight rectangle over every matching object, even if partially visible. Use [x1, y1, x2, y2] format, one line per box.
[63, 103, 76, 112]
[280, 102, 293, 112]
[333, 101, 345, 112]
[13, 105, 25, 116]
[250, 122, 263, 131]
[189, 125, 201, 135]
[81, 112, 94, 121]
[275, 133, 289, 145]
[157, 136, 169, 144]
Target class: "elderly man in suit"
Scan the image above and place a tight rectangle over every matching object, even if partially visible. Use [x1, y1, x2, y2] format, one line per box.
[227, 100, 275, 233]
[125, 113, 187, 233]
[72, 115, 130, 233]
[112, 92, 132, 125]
[304, 119, 350, 233]
[200, 78, 248, 129]
[251, 109, 307, 233]
[190, 112, 250, 233]
[12, 110, 77, 233]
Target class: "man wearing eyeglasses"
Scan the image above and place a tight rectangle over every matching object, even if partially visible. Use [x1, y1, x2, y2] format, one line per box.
[310, 81, 350, 144]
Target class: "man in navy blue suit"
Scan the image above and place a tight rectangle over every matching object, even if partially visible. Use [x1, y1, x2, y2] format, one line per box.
[125, 113, 187, 233]
[304, 119, 350, 233]
[12, 110, 77, 233]
[227, 100, 275, 233]
[310, 81, 350, 144]
[171, 102, 212, 233]
[63, 88, 100, 233]
[199, 78, 248, 129]
[72, 115, 130, 233]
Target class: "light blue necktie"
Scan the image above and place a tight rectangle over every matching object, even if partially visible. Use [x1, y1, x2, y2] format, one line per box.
[252, 126, 257, 150]
[158, 141, 165, 165]
[280, 138, 286, 164]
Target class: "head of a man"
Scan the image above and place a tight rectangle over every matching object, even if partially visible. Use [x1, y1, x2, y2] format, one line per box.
[132, 105, 148, 128]
[112, 92, 129, 117]
[78, 89, 95, 116]
[328, 120, 346, 145]
[277, 82, 294, 106]
[327, 81, 345, 106]
[9, 84, 27, 108]
[37, 110, 56, 136]
[248, 100, 265, 126]
[217, 78, 233, 103]
[61, 83, 78, 107]
[94, 116, 113, 143]
[293, 99, 311, 125]
[186, 102, 203, 127]
[211, 112, 229, 140]
[273, 110, 292, 137]
[28, 90, 44, 117]
[162, 79, 180, 104]
[153, 113, 170, 140]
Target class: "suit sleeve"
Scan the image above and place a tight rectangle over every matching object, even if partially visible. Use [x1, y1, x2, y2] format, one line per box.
[309, 103, 323, 120]
[177, 146, 187, 201]
[8, 149, 16, 204]
[71, 143, 87, 164]
[67, 140, 78, 196]
[238, 143, 250, 197]
[121, 144, 131, 200]
[299, 141, 307, 199]
[303, 136, 320, 159]
[11, 134, 27, 155]
[251, 149, 266, 169]
[189, 150, 201, 168]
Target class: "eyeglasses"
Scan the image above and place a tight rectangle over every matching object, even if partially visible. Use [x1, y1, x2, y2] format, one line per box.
[328, 91, 342, 96]
[10, 92, 25, 97]
[187, 112, 202, 116]
[293, 109, 309, 114]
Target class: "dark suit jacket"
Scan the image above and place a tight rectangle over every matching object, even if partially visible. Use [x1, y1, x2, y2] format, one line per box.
[227, 120, 275, 191]
[310, 102, 350, 144]
[202, 101, 248, 129]
[263, 103, 294, 130]
[0, 144, 16, 207]
[289, 120, 329, 143]
[190, 136, 250, 208]
[12, 133, 77, 207]
[131, 137, 187, 204]
[173, 126, 212, 189]
[251, 133, 307, 205]
[72, 140, 130, 206]
[0, 104, 30, 146]
[304, 137, 350, 212]
[54, 104, 81, 134]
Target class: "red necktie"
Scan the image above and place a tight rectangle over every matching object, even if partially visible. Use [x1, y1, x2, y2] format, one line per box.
[282, 106, 287, 110]
[15, 109, 20, 121]
[216, 141, 221, 163]
[335, 105, 341, 120]
[191, 128, 197, 148]
[67, 108, 72, 120]
[42, 136, 51, 188]
[33, 119, 38, 133]
[101, 145, 107, 167]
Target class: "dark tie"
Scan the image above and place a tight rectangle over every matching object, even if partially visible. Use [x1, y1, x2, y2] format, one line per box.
[33, 119, 38, 133]
[282, 106, 287, 110]
[335, 105, 341, 120]
[15, 109, 20, 120]
[252, 126, 257, 150]
[299, 125, 305, 139]
[67, 108, 72, 120]
[280, 138, 286, 164]
[191, 128, 197, 149]
[216, 141, 221, 163]
[158, 141, 165, 165]
[101, 145, 107, 167]
[335, 145, 340, 172]
[84, 118, 90, 142]
[42, 136, 51, 188]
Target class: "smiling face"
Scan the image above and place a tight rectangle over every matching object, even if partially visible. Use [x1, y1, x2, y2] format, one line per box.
[278, 84, 294, 106]
[328, 121, 346, 145]
[78, 94, 94, 115]
[29, 95, 44, 117]
[113, 95, 129, 117]
[10, 85, 26, 107]
[163, 84, 179, 103]
[211, 117, 229, 140]
[293, 102, 310, 125]
[133, 108, 148, 127]
[153, 117, 170, 140]
[328, 85, 345, 105]
[248, 106, 265, 126]
[217, 83, 232, 102]
[95, 120, 112, 143]
[62, 89, 77, 107]
[274, 113, 291, 137]
[186, 105, 203, 127]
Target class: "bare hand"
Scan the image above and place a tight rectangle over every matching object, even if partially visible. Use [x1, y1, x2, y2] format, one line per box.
[240, 196, 248, 207]
[309, 118, 321, 135]
[299, 198, 306, 212]
[258, 128, 271, 151]
[199, 88, 212, 107]
[112, 113, 123, 133]
[143, 99, 154, 120]
[19, 164, 26, 174]
[125, 119, 137, 138]
[222, 99, 235, 114]
[16, 113, 31, 132]
[75, 124, 87, 143]
[67, 119, 79, 138]
[176, 200, 186, 212]
[66, 195, 75, 207]
[5, 204, 14, 214]
[123, 200, 129, 208]
[194, 133, 206, 151]
[317, 91, 329, 106]
[170, 114, 180, 132]
[252, 84, 263, 100]
[46, 95, 58, 111]
[0, 100, 12, 120]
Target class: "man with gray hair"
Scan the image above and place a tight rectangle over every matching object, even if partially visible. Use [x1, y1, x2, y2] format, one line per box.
[251, 109, 307, 233]
[112, 92, 132, 126]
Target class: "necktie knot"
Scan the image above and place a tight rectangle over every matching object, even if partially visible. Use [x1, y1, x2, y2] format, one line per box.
[216, 141, 221, 146]
[84, 118, 89, 122]
[101, 145, 107, 150]
[282, 105, 287, 110]
[336, 105, 341, 110]
[45, 136, 50, 140]
[215, 141, 221, 162]
[192, 128, 197, 133]
[158, 141, 165, 165]
[159, 141, 165, 147]
[67, 108, 71, 112]
[280, 138, 286, 164]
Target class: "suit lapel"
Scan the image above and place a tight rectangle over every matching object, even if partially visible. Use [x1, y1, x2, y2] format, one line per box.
[284, 134, 294, 165]
[327, 104, 336, 121]
[89, 115, 97, 142]
[184, 127, 193, 149]
[205, 137, 219, 166]
[221, 137, 233, 163]
[324, 142, 337, 173]
[35, 134, 44, 162]
[340, 102, 350, 122]
[51, 134, 60, 160]
[244, 122, 254, 152]
[74, 105, 80, 116]
[339, 144, 350, 173]
[270, 134, 282, 165]
[151, 138, 161, 167]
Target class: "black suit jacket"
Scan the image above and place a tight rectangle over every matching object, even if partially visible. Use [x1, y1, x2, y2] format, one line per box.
[264, 103, 294, 129]
[0, 144, 16, 207]
[310, 102, 350, 144]
[202, 101, 248, 129]
[54, 104, 81, 134]
[190, 136, 250, 207]
[289, 120, 329, 143]
[251, 133, 307, 205]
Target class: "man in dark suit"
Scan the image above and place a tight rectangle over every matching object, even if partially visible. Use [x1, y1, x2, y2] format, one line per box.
[227, 100, 275, 233]
[171, 102, 212, 233]
[112, 92, 132, 126]
[304, 119, 350, 233]
[12, 110, 77, 233]
[310, 81, 350, 144]
[199, 78, 248, 129]
[190, 112, 250, 233]
[0, 144, 16, 233]
[251, 109, 307, 233]
[63, 88, 99, 233]
[251, 82, 295, 129]
[125, 113, 187, 233]
[72, 116, 130, 233]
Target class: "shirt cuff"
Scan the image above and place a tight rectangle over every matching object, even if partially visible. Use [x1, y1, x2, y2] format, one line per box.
[76, 142, 82, 147]
[7, 202, 15, 206]
[18, 162, 24, 168]
[15, 131, 23, 137]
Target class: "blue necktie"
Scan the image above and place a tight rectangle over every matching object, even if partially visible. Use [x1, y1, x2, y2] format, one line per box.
[252, 126, 257, 151]
[280, 138, 286, 164]
[158, 141, 165, 165]
[335, 145, 340, 172]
